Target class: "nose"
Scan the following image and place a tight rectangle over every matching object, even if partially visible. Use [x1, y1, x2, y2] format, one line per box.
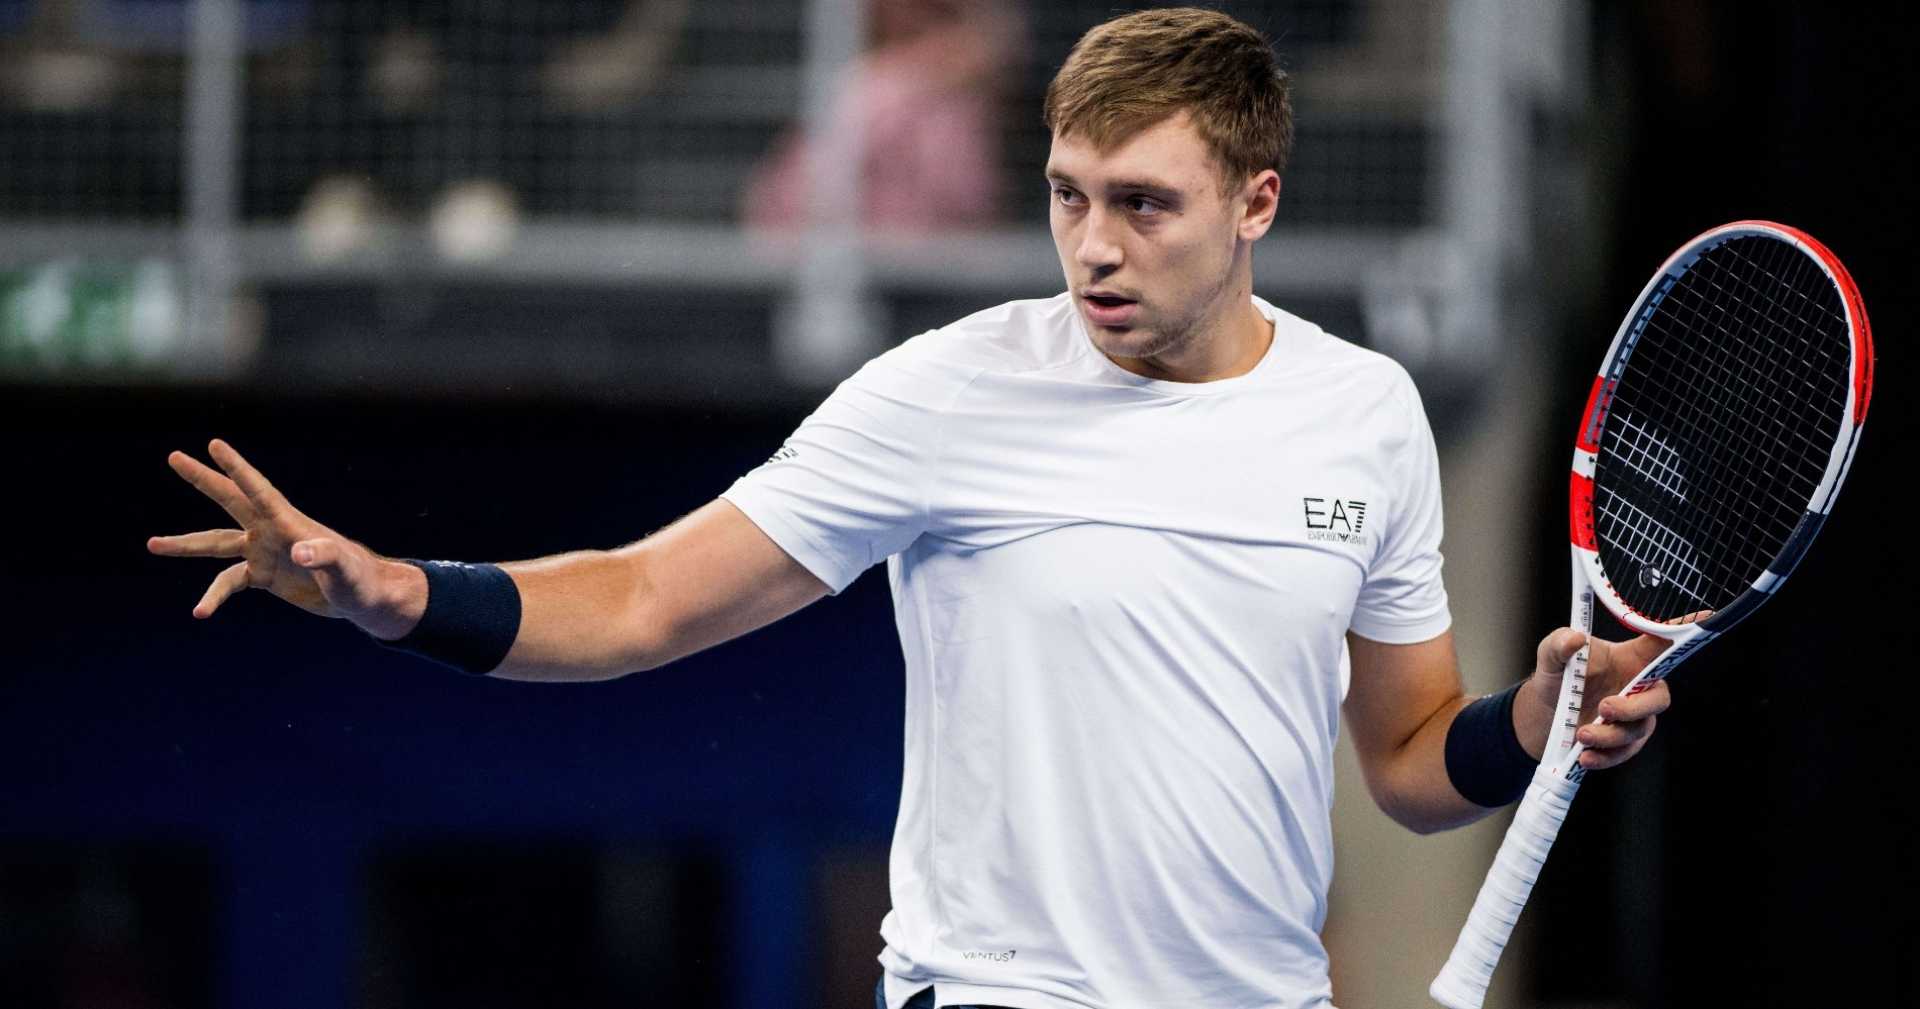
[1075, 207, 1123, 273]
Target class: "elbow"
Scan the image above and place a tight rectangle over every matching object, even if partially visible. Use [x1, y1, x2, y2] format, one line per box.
[615, 596, 693, 676]
[1378, 799, 1475, 836]
[1396, 808, 1461, 836]
[1363, 777, 1425, 835]
[1387, 793, 1497, 836]
[1364, 766, 1485, 836]
[609, 550, 674, 675]
[621, 651, 667, 676]
[1372, 788, 1447, 836]
[614, 622, 671, 676]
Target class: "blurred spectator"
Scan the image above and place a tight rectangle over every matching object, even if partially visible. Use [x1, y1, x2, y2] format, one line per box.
[0, 0, 123, 113]
[0, 0, 309, 107]
[540, 0, 688, 114]
[742, 0, 1023, 234]
[0, 0, 317, 219]
[269, 0, 687, 256]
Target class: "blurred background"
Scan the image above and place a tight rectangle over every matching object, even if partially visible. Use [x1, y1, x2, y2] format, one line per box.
[1, 1, 1911, 1007]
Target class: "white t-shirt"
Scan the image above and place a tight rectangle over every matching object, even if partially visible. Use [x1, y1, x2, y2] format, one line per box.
[721, 293, 1450, 1009]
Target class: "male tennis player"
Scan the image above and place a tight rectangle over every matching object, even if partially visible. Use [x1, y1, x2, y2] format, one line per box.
[149, 9, 1671, 1009]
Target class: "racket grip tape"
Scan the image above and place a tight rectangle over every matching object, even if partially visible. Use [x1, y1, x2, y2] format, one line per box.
[1429, 764, 1581, 1009]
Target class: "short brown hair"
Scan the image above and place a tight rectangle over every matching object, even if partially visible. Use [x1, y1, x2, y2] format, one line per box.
[1043, 8, 1294, 188]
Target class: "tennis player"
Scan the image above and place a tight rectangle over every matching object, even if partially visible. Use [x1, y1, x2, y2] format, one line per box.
[149, 9, 1671, 1009]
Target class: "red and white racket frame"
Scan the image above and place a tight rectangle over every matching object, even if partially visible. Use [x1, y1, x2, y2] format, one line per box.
[1430, 221, 1873, 1009]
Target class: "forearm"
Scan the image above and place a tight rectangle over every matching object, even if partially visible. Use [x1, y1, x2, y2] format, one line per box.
[369, 501, 826, 683]
[1372, 675, 1556, 834]
[374, 546, 659, 682]
[152, 447, 815, 679]
[1368, 694, 1486, 834]
[1350, 627, 1666, 834]
[495, 547, 659, 681]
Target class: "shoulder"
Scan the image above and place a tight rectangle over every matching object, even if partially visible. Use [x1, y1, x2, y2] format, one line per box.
[889, 294, 1083, 373]
[1263, 299, 1423, 416]
[1258, 299, 1430, 459]
[826, 294, 1081, 418]
[1267, 302, 1415, 391]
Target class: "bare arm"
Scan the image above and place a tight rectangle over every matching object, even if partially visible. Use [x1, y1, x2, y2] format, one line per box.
[491, 499, 828, 681]
[148, 440, 828, 681]
[1342, 629, 1495, 834]
[1342, 626, 1673, 835]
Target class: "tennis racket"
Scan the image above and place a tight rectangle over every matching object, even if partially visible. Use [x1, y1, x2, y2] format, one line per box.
[1428, 220, 1874, 1009]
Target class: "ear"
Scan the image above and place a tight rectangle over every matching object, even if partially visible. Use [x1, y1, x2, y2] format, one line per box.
[1237, 169, 1281, 242]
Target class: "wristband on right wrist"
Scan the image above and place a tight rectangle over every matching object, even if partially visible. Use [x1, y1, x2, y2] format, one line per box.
[379, 559, 522, 675]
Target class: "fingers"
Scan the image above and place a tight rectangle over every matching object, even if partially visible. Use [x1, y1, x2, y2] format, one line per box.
[1577, 712, 1656, 751]
[207, 439, 295, 520]
[1602, 631, 1669, 679]
[1599, 679, 1671, 722]
[1534, 626, 1589, 674]
[290, 538, 363, 611]
[1577, 715, 1656, 768]
[193, 561, 251, 619]
[1575, 680, 1671, 769]
[168, 450, 252, 523]
[147, 529, 246, 558]
[291, 537, 354, 573]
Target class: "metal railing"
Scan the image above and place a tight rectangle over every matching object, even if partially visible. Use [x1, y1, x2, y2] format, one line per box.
[0, 0, 1572, 402]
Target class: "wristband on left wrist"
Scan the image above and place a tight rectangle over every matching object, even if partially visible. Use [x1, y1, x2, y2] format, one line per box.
[1443, 682, 1537, 807]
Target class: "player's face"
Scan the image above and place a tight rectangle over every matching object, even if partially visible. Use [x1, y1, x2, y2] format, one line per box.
[1045, 112, 1271, 368]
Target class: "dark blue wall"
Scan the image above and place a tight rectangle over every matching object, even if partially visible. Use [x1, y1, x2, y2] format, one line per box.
[3, 388, 903, 1008]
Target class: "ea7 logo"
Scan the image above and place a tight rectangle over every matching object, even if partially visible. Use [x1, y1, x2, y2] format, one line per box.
[1304, 497, 1371, 546]
[1304, 497, 1368, 534]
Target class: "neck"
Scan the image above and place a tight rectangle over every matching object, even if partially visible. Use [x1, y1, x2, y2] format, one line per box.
[1117, 285, 1273, 384]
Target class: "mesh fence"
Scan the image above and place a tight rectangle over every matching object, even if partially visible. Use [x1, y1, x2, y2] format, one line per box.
[242, 0, 794, 222]
[0, 0, 190, 220]
[1, 0, 1436, 228]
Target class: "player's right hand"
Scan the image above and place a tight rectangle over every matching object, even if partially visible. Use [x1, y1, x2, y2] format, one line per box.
[147, 439, 420, 638]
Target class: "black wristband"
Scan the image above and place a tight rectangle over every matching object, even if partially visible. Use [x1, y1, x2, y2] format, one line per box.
[381, 560, 522, 675]
[1443, 682, 1537, 807]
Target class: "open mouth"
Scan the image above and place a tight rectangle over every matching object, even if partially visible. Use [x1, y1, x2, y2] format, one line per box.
[1081, 293, 1140, 328]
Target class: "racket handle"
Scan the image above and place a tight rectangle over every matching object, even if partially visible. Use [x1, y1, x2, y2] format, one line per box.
[1429, 764, 1581, 1009]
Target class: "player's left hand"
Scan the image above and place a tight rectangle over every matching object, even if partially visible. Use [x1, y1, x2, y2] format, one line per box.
[1528, 627, 1673, 771]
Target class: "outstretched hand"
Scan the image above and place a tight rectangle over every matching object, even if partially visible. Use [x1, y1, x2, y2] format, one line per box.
[1529, 627, 1673, 771]
[147, 440, 420, 638]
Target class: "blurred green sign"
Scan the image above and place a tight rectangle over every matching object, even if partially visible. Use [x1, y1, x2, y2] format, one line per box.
[1, 259, 185, 373]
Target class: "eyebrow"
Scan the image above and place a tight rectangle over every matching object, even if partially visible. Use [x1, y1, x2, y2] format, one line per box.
[1045, 168, 1184, 199]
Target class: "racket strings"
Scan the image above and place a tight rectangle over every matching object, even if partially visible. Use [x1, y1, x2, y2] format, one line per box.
[1674, 241, 1845, 515]
[1592, 491, 1713, 608]
[1604, 409, 1690, 501]
[1630, 265, 1831, 532]
[1594, 235, 1849, 622]
[1603, 238, 1845, 611]
[1610, 243, 1836, 602]
[1660, 245, 1838, 448]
